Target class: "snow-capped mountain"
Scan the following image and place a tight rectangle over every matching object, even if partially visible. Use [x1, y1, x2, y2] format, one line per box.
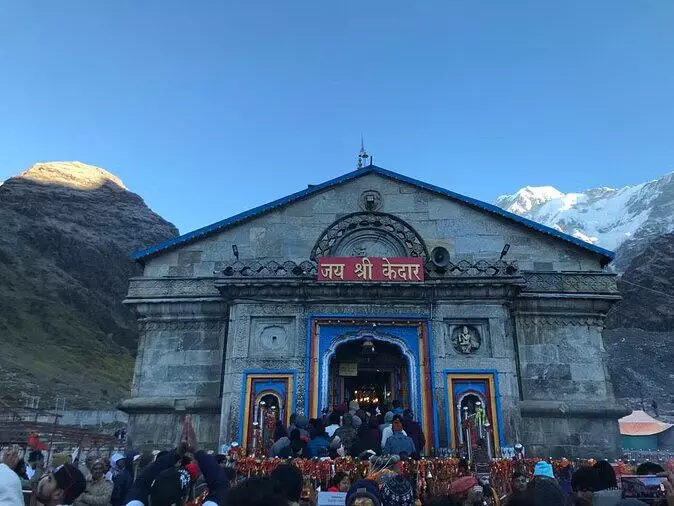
[496, 172, 674, 270]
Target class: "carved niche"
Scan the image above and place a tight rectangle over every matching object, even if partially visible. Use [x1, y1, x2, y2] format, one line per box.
[358, 190, 383, 211]
[249, 317, 296, 358]
[451, 325, 482, 354]
[310, 212, 429, 261]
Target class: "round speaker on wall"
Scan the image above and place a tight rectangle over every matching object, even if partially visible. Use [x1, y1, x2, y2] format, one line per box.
[431, 246, 451, 268]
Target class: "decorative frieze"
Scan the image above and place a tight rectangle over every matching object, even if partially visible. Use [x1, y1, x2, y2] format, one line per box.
[127, 278, 221, 298]
[216, 279, 524, 302]
[517, 316, 605, 328]
[522, 272, 618, 294]
[137, 319, 224, 332]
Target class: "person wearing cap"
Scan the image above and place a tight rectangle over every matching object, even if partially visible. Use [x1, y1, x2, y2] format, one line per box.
[74, 458, 113, 506]
[36, 463, 87, 506]
[450, 476, 484, 506]
[380, 475, 415, 506]
[391, 400, 404, 416]
[75, 459, 113, 506]
[346, 479, 383, 506]
[529, 477, 566, 506]
[533, 461, 555, 481]
[110, 454, 132, 506]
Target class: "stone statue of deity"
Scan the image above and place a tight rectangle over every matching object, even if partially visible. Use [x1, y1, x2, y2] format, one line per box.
[454, 325, 480, 354]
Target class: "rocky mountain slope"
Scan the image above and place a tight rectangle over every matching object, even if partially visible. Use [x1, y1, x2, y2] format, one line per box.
[496, 172, 674, 271]
[603, 233, 674, 409]
[0, 162, 178, 410]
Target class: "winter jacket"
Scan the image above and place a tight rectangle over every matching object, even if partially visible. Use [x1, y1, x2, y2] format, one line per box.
[74, 475, 113, 506]
[270, 436, 291, 457]
[381, 425, 407, 450]
[307, 436, 331, 458]
[125, 450, 228, 506]
[593, 489, 623, 506]
[351, 426, 381, 457]
[111, 468, 132, 506]
[383, 431, 415, 457]
[333, 413, 358, 454]
[402, 418, 426, 457]
[289, 415, 311, 441]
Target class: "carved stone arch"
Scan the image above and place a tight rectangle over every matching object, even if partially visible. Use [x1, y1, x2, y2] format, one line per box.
[310, 212, 429, 261]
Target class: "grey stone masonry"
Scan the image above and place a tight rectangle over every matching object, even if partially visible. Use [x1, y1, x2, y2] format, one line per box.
[122, 171, 626, 456]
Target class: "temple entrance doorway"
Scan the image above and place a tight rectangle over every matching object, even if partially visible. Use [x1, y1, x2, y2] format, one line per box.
[328, 337, 409, 414]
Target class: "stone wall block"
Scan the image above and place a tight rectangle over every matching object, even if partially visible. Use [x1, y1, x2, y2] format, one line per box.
[178, 250, 203, 265]
[570, 363, 605, 382]
[196, 382, 221, 397]
[177, 332, 220, 351]
[522, 379, 580, 400]
[520, 344, 559, 363]
[524, 363, 572, 381]
[168, 265, 195, 277]
[166, 364, 220, 383]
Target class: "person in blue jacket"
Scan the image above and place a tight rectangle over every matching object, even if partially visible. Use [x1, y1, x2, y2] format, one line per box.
[307, 420, 331, 457]
[383, 415, 415, 457]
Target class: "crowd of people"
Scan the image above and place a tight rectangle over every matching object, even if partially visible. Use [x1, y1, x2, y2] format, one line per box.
[269, 401, 426, 460]
[2, 400, 674, 506]
[501, 459, 674, 506]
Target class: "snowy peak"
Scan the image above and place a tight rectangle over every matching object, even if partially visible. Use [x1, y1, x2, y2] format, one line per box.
[496, 172, 674, 265]
[17, 161, 127, 191]
[496, 186, 564, 214]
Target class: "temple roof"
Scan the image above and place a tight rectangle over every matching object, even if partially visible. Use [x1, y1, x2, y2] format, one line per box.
[133, 164, 615, 263]
[619, 410, 673, 436]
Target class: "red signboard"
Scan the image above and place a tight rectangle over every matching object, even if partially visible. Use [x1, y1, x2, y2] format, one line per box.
[317, 257, 425, 282]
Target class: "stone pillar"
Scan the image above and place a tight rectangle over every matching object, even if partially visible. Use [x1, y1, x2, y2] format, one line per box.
[514, 295, 628, 458]
[120, 300, 227, 450]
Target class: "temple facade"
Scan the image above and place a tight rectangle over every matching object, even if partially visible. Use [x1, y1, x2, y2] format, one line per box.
[121, 164, 627, 457]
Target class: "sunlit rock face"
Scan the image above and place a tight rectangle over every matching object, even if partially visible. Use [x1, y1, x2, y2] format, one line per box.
[0, 161, 178, 409]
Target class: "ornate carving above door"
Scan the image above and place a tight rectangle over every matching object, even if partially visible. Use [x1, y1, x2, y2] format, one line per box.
[310, 212, 429, 261]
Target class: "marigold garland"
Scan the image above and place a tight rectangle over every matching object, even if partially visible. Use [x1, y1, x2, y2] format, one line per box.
[229, 457, 641, 497]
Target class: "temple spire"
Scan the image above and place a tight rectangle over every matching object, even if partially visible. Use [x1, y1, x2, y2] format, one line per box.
[357, 135, 371, 168]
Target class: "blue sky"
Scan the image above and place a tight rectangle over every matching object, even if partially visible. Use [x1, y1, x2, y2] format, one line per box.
[1, 1, 673, 233]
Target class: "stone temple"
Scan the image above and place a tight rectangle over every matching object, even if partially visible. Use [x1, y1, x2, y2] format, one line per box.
[121, 164, 627, 457]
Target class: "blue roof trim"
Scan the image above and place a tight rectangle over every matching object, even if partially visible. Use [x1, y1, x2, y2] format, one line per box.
[133, 165, 615, 263]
